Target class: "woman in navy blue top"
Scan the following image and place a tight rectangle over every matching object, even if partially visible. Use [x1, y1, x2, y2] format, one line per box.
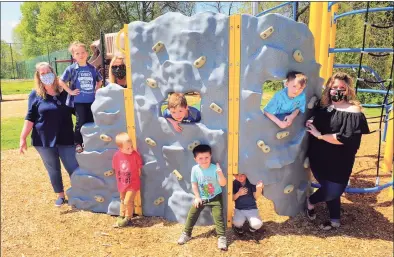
[19, 62, 79, 207]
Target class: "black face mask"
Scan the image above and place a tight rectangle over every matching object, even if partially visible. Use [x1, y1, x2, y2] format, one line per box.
[330, 89, 346, 102]
[111, 64, 126, 80]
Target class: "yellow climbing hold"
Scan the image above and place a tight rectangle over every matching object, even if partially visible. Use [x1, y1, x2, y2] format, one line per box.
[293, 50, 304, 63]
[94, 195, 105, 203]
[260, 26, 274, 40]
[210, 103, 223, 114]
[146, 78, 157, 88]
[257, 140, 270, 153]
[308, 96, 318, 109]
[193, 56, 206, 68]
[303, 157, 310, 169]
[104, 170, 114, 177]
[154, 197, 165, 205]
[172, 170, 183, 180]
[188, 140, 201, 151]
[100, 134, 112, 142]
[152, 41, 164, 53]
[284, 184, 294, 194]
[145, 137, 156, 147]
[276, 131, 289, 140]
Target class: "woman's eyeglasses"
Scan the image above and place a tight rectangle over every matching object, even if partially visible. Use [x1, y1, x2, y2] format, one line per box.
[53, 95, 62, 106]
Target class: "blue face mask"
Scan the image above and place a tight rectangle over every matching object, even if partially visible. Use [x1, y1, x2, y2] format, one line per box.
[40, 73, 55, 85]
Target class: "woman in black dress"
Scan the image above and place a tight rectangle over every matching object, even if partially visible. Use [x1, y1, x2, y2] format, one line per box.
[305, 72, 370, 230]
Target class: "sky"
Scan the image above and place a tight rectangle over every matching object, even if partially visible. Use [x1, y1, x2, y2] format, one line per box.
[0, 2, 244, 43]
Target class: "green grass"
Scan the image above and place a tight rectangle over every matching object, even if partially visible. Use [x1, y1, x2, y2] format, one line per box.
[1, 79, 34, 95]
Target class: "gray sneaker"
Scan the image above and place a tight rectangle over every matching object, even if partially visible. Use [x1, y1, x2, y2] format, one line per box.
[177, 232, 191, 245]
[217, 236, 227, 251]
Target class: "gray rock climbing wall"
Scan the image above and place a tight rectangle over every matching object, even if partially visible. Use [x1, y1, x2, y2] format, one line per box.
[67, 84, 127, 215]
[239, 13, 322, 216]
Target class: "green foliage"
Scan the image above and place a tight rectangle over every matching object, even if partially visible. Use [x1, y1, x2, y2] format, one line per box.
[1, 40, 23, 79]
[0, 79, 34, 95]
[1, 117, 30, 150]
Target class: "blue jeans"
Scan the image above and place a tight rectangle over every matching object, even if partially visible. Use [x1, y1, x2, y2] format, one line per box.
[35, 145, 79, 193]
[309, 179, 347, 220]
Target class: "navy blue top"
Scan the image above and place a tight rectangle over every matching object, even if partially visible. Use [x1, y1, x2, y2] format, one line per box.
[233, 178, 257, 210]
[25, 90, 74, 147]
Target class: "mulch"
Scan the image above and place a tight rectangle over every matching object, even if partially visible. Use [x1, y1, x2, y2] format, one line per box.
[1, 122, 392, 257]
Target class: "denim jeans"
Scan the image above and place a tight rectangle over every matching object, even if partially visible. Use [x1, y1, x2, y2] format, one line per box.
[309, 179, 347, 220]
[35, 145, 79, 193]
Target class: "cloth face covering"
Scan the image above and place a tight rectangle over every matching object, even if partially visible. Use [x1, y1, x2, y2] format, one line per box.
[40, 73, 56, 85]
[111, 64, 126, 80]
[330, 89, 346, 102]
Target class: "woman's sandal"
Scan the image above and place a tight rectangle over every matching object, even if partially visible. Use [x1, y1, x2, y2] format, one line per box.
[75, 144, 83, 153]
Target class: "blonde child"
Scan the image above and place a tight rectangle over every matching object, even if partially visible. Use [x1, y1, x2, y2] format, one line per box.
[59, 41, 103, 153]
[112, 132, 143, 227]
[263, 72, 307, 129]
[163, 93, 201, 132]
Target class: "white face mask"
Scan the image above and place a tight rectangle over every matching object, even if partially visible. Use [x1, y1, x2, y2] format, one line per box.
[40, 72, 56, 85]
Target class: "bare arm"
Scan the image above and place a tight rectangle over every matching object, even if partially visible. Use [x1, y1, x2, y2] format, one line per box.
[320, 133, 343, 145]
[19, 120, 34, 154]
[59, 79, 72, 93]
[192, 182, 200, 199]
[216, 164, 227, 187]
[264, 111, 288, 129]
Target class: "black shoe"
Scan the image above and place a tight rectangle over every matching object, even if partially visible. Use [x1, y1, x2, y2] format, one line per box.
[305, 208, 316, 220]
[233, 226, 244, 236]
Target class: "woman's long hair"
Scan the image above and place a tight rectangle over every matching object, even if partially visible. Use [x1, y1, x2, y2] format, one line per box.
[320, 72, 361, 108]
[108, 53, 125, 83]
[34, 62, 61, 99]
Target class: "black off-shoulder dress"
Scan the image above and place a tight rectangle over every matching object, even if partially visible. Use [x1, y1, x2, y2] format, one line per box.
[307, 105, 370, 185]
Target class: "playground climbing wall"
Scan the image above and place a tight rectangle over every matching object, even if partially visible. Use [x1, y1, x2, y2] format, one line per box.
[67, 11, 323, 224]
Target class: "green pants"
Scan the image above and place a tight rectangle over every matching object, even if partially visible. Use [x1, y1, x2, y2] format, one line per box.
[184, 193, 225, 237]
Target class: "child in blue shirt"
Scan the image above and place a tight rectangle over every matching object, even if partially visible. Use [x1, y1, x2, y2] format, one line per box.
[163, 93, 201, 132]
[59, 41, 103, 153]
[177, 144, 228, 251]
[263, 72, 307, 129]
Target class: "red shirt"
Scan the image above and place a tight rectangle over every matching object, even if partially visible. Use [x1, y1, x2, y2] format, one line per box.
[112, 150, 143, 192]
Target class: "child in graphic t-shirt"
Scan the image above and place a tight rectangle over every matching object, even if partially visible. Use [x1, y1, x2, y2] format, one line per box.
[59, 41, 103, 153]
[263, 71, 307, 129]
[112, 132, 143, 227]
[177, 144, 228, 251]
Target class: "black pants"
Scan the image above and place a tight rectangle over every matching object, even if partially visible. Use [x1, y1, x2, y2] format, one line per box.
[309, 179, 347, 220]
[74, 103, 94, 145]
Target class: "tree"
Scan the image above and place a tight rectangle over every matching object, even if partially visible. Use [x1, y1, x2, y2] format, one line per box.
[203, 2, 237, 15]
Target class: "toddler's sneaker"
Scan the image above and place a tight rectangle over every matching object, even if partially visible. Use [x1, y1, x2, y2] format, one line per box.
[117, 216, 125, 223]
[117, 217, 131, 227]
[305, 208, 316, 220]
[177, 232, 191, 245]
[233, 226, 245, 236]
[55, 197, 66, 207]
[320, 221, 340, 230]
[217, 236, 227, 251]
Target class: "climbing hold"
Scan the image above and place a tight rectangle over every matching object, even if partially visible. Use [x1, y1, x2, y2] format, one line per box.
[100, 134, 112, 142]
[193, 56, 206, 68]
[260, 26, 274, 40]
[152, 41, 164, 53]
[104, 170, 114, 177]
[154, 197, 165, 205]
[257, 140, 270, 153]
[145, 137, 157, 147]
[276, 131, 289, 140]
[284, 184, 294, 194]
[308, 96, 318, 109]
[303, 157, 310, 169]
[172, 170, 183, 181]
[187, 140, 201, 151]
[293, 50, 304, 63]
[146, 78, 158, 88]
[94, 195, 105, 203]
[209, 103, 223, 114]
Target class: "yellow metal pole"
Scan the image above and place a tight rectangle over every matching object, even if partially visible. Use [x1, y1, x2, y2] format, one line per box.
[121, 24, 142, 215]
[319, 2, 330, 81]
[308, 2, 323, 62]
[327, 4, 338, 79]
[383, 109, 393, 198]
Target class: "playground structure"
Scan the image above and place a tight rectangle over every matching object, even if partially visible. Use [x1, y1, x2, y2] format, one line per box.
[67, 2, 393, 226]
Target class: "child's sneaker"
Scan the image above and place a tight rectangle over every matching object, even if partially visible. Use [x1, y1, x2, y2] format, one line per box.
[117, 216, 125, 223]
[233, 226, 244, 236]
[217, 236, 227, 251]
[305, 208, 316, 220]
[320, 221, 340, 230]
[55, 197, 66, 207]
[117, 217, 130, 227]
[177, 232, 191, 245]
[248, 226, 258, 233]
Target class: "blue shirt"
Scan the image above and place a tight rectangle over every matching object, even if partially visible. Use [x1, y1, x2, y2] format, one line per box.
[264, 88, 306, 115]
[25, 90, 74, 147]
[163, 106, 201, 123]
[191, 163, 222, 200]
[60, 63, 103, 106]
[233, 179, 257, 210]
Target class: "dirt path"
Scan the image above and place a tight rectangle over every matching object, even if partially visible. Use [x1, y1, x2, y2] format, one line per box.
[1, 98, 28, 119]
